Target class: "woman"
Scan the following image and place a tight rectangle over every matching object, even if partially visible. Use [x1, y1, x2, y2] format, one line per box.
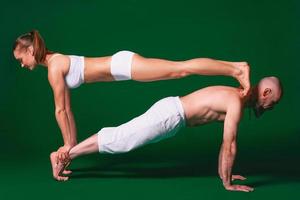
[13, 30, 250, 163]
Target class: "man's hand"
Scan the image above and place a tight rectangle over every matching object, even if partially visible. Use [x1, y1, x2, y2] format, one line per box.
[232, 174, 247, 181]
[57, 145, 72, 163]
[224, 184, 254, 192]
[223, 175, 254, 192]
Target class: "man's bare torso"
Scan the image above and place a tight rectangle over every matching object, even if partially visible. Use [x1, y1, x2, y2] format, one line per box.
[180, 86, 244, 126]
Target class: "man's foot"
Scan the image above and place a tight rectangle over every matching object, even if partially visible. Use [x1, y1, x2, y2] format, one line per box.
[50, 152, 70, 181]
[233, 62, 250, 97]
[62, 161, 72, 175]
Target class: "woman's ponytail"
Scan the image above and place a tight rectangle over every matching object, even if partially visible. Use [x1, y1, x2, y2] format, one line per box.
[13, 30, 51, 64]
[31, 30, 48, 63]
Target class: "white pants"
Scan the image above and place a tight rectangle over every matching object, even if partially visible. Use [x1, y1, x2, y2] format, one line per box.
[97, 97, 186, 154]
[110, 50, 135, 80]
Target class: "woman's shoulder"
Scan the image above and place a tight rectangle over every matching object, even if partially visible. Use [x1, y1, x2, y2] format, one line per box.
[48, 53, 70, 74]
[49, 53, 69, 62]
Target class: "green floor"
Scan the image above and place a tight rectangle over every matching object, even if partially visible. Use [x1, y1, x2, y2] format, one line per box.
[1, 145, 300, 200]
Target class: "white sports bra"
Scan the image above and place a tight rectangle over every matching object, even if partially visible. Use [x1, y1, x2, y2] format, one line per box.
[65, 55, 85, 89]
[48, 54, 85, 89]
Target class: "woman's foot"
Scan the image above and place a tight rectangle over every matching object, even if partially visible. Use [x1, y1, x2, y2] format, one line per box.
[217, 60, 250, 96]
[233, 62, 251, 97]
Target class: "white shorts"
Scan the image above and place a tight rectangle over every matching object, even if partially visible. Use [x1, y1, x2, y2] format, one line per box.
[97, 96, 186, 154]
[110, 50, 135, 81]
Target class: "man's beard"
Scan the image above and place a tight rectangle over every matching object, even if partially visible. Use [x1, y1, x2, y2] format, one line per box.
[253, 104, 265, 118]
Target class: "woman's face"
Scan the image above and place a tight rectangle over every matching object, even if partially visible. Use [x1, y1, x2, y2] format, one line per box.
[13, 45, 37, 70]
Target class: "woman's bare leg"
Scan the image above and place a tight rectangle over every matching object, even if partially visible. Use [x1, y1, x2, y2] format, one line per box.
[131, 54, 250, 96]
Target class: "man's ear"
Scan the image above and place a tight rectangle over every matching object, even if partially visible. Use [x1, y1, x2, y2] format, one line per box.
[263, 88, 272, 97]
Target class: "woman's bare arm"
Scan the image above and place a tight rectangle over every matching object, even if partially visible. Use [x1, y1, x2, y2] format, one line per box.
[48, 64, 75, 162]
[64, 87, 77, 146]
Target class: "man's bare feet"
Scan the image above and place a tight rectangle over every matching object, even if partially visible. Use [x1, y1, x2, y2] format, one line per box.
[50, 152, 70, 181]
[62, 161, 72, 175]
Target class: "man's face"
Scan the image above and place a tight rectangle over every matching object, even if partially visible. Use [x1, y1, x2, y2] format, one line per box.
[253, 88, 281, 118]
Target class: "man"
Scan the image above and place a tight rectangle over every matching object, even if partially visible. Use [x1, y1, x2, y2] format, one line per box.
[50, 76, 282, 192]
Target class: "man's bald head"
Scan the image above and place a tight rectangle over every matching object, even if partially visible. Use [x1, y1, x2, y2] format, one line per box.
[253, 76, 282, 117]
[258, 76, 282, 99]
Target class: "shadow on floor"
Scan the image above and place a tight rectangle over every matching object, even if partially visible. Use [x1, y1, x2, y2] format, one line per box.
[68, 157, 300, 188]
[69, 160, 216, 179]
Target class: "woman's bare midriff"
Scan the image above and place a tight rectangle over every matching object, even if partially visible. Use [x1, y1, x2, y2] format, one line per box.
[84, 56, 114, 82]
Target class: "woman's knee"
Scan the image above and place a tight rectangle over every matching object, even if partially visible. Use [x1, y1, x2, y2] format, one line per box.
[170, 62, 191, 78]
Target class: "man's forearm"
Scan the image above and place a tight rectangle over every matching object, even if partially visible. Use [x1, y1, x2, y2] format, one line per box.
[221, 146, 236, 187]
[218, 144, 224, 179]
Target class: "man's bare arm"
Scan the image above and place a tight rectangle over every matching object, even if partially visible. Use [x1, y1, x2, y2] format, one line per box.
[219, 99, 254, 192]
[218, 143, 224, 179]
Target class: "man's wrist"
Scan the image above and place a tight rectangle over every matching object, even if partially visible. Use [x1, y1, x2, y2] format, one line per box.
[222, 178, 231, 187]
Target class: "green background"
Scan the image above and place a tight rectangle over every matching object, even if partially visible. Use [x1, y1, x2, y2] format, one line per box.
[0, 0, 299, 199]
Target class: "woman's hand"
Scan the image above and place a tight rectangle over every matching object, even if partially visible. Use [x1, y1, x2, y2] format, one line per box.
[57, 145, 72, 163]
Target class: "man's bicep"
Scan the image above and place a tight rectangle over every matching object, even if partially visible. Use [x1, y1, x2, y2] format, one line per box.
[223, 103, 242, 144]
